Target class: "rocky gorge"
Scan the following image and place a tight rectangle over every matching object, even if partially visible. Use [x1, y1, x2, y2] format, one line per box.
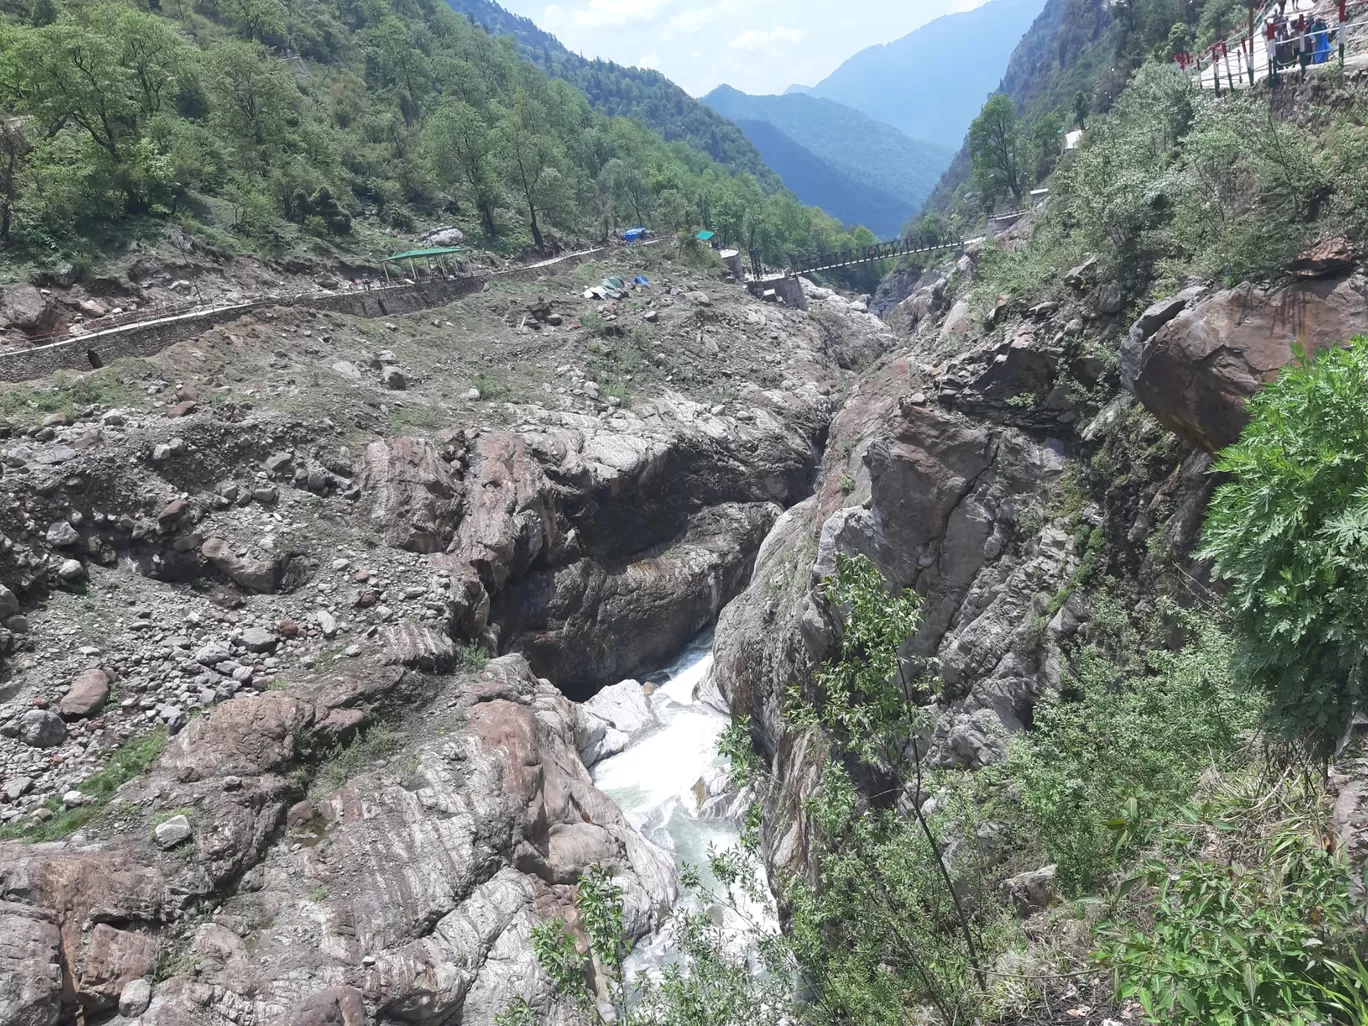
[2, 225, 1366, 1025]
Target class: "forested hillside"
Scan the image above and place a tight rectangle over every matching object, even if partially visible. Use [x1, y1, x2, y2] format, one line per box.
[702, 86, 953, 238]
[442, 0, 783, 191]
[924, 0, 1246, 218]
[0, 0, 876, 281]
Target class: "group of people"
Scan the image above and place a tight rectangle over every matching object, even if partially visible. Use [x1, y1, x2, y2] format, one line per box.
[1264, 5, 1337, 79]
[1173, 0, 1345, 87]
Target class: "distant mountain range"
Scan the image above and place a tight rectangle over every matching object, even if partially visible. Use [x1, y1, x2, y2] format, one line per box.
[702, 87, 953, 239]
[443, 0, 783, 191]
[800, 0, 1049, 150]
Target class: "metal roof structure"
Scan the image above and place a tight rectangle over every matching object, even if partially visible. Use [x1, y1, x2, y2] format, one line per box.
[384, 247, 465, 262]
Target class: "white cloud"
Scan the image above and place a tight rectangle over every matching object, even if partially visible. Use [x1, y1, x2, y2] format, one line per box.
[668, 6, 718, 33]
[728, 26, 806, 50]
[567, 0, 675, 27]
[636, 50, 661, 68]
[542, 3, 564, 26]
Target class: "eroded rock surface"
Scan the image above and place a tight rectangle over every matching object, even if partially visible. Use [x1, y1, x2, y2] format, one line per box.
[1121, 273, 1368, 451]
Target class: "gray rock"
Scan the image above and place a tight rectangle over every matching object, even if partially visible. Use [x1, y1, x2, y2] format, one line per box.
[462, 388, 481, 401]
[0, 907, 62, 1025]
[1004, 864, 1057, 914]
[0, 585, 18, 619]
[1118, 285, 1206, 392]
[154, 814, 192, 849]
[119, 977, 153, 1017]
[0, 284, 51, 331]
[44, 520, 80, 547]
[1064, 254, 1098, 288]
[381, 366, 407, 390]
[18, 709, 66, 748]
[195, 641, 232, 665]
[1097, 281, 1124, 315]
[56, 559, 85, 583]
[240, 627, 277, 653]
[151, 443, 173, 463]
[264, 452, 293, 476]
[201, 537, 277, 592]
[331, 361, 363, 381]
[314, 609, 338, 638]
[162, 706, 189, 734]
[2, 775, 33, 800]
[424, 226, 465, 247]
[583, 680, 659, 737]
[33, 446, 76, 465]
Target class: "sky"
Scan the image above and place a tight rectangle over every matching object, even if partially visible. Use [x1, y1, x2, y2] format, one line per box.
[490, 0, 992, 97]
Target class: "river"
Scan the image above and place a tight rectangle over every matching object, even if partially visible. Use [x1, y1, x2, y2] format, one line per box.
[590, 629, 771, 973]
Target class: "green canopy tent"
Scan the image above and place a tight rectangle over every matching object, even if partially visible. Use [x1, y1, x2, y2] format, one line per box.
[382, 246, 466, 283]
[695, 231, 716, 243]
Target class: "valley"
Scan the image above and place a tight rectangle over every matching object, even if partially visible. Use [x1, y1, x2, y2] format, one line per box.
[3, 0, 1368, 1023]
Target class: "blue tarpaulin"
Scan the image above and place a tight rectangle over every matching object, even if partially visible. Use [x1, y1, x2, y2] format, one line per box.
[695, 231, 715, 242]
[621, 227, 647, 242]
[633, 275, 649, 286]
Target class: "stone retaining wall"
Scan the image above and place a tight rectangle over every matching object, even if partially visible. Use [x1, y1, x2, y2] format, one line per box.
[0, 245, 612, 383]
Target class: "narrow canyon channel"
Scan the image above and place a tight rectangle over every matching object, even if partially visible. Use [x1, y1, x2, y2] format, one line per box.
[590, 629, 774, 974]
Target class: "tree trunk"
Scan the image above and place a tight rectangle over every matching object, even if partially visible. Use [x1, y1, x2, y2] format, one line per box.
[528, 203, 544, 251]
[479, 199, 496, 238]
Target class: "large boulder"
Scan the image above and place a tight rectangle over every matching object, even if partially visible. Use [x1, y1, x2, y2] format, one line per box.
[58, 669, 109, 720]
[1121, 273, 1368, 452]
[360, 437, 463, 553]
[200, 538, 278, 593]
[0, 903, 63, 1026]
[0, 285, 54, 334]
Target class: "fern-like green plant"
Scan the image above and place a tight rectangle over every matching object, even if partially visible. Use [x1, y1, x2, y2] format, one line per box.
[1201, 340, 1368, 752]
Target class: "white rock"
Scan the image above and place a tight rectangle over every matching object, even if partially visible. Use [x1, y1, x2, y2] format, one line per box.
[119, 978, 153, 1017]
[583, 679, 659, 737]
[154, 814, 192, 849]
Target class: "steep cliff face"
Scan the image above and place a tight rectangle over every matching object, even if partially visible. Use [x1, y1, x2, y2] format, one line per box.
[710, 260, 1231, 875]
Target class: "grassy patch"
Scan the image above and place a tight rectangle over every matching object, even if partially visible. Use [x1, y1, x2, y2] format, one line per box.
[0, 369, 141, 426]
[470, 371, 509, 402]
[457, 642, 488, 672]
[311, 723, 403, 796]
[0, 727, 167, 842]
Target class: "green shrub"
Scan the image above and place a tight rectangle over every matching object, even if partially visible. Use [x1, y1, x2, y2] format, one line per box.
[1099, 772, 1363, 1025]
[1003, 597, 1259, 892]
[1202, 340, 1368, 752]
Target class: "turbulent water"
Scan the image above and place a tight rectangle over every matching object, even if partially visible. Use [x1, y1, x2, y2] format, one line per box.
[591, 630, 773, 972]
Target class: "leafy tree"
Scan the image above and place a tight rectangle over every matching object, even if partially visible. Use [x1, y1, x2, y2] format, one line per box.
[781, 554, 990, 1024]
[494, 86, 564, 251]
[0, 104, 30, 244]
[221, 0, 284, 43]
[206, 41, 298, 172]
[1202, 341, 1368, 752]
[425, 99, 500, 236]
[969, 94, 1027, 207]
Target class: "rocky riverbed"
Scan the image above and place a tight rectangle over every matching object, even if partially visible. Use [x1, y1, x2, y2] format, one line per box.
[0, 253, 895, 1024]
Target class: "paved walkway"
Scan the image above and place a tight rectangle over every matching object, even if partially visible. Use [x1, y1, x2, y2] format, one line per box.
[1193, 0, 1368, 90]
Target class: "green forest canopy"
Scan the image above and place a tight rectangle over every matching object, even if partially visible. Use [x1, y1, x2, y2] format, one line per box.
[0, 0, 878, 275]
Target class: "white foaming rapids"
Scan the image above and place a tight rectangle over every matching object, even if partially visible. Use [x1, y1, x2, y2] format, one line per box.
[590, 630, 775, 974]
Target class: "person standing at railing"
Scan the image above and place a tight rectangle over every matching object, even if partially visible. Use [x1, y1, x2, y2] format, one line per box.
[1265, 17, 1279, 81]
[1314, 15, 1333, 61]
